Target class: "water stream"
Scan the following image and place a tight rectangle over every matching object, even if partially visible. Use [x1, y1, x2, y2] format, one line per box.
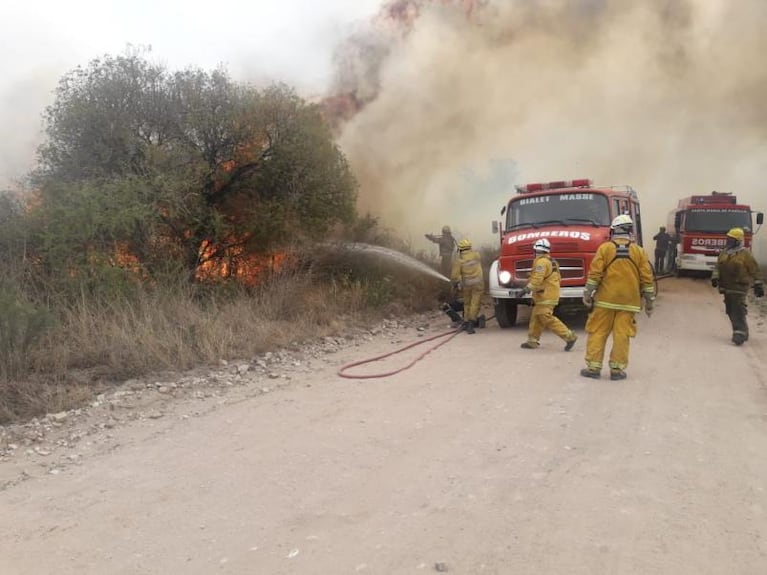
[341, 242, 451, 283]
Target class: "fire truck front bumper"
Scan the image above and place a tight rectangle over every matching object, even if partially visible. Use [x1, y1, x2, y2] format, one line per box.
[678, 253, 717, 271]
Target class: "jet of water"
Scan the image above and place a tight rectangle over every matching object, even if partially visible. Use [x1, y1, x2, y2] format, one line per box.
[341, 242, 451, 282]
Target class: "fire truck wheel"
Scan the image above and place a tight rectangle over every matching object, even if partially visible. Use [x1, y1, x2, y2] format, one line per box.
[494, 299, 518, 328]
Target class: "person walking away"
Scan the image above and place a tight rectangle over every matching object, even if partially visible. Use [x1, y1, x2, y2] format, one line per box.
[451, 239, 484, 334]
[710, 227, 764, 345]
[581, 215, 655, 380]
[425, 225, 456, 278]
[519, 238, 578, 351]
[652, 226, 672, 274]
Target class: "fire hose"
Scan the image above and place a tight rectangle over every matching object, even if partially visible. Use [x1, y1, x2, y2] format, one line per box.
[337, 312, 496, 380]
[337, 327, 464, 379]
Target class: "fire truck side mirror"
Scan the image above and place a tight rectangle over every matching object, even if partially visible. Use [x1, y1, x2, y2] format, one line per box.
[674, 211, 682, 231]
[492, 221, 499, 234]
[757, 212, 764, 226]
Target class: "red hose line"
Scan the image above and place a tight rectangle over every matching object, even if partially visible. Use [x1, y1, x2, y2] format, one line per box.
[337, 327, 463, 379]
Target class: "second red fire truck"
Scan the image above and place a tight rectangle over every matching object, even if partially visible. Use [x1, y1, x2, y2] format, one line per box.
[666, 192, 763, 276]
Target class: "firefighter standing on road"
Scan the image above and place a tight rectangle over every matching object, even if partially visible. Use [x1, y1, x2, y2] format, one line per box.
[711, 227, 764, 345]
[652, 226, 672, 274]
[451, 239, 484, 334]
[425, 225, 456, 278]
[581, 215, 655, 380]
[519, 238, 578, 351]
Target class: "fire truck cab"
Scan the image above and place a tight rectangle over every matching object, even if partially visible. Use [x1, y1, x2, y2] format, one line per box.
[667, 192, 763, 276]
[489, 178, 644, 328]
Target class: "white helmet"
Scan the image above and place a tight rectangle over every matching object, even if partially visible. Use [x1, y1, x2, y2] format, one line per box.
[610, 214, 634, 233]
[610, 214, 634, 231]
[533, 238, 551, 253]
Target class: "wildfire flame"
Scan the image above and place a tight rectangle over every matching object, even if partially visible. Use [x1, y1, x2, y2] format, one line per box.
[195, 240, 290, 286]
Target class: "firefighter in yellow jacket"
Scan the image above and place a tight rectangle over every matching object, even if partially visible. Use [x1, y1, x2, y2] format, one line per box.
[581, 215, 655, 380]
[451, 238, 484, 334]
[711, 227, 764, 345]
[519, 238, 578, 350]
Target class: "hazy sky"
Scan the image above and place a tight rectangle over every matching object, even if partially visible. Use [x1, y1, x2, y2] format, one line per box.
[0, 0, 382, 184]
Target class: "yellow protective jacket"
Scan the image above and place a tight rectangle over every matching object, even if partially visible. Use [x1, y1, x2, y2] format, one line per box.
[712, 248, 764, 294]
[586, 238, 654, 312]
[526, 254, 560, 306]
[451, 250, 484, 288]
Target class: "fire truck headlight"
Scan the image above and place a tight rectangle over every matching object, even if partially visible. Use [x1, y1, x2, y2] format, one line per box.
[498, 270, 512, 285]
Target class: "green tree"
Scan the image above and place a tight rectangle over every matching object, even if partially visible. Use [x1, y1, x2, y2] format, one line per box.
[32, 53, 358, 286]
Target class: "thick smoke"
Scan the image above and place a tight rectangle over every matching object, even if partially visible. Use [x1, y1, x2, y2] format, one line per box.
[336, 0, 767, 259]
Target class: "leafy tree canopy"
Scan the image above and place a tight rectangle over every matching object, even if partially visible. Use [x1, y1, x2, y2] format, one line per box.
[32, 52, 358, 284]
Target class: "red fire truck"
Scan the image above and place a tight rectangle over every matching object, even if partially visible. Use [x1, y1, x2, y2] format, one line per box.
[667, 192, 763, 276]
[489, 178, 646, 327]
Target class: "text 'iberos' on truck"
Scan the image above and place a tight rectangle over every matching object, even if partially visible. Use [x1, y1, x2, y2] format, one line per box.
[489, 178, 646, 328]
[665, 192, 763, 276]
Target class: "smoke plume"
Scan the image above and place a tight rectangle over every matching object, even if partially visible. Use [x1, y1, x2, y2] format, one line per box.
[334, 0, 767, 259]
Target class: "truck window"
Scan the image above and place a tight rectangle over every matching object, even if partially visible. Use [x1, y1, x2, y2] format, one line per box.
[685, 208, 752, 233]
[508, 193, 610, 228]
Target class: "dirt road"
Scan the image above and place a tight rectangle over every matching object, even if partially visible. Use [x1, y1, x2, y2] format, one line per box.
[2, 277, 767, 574]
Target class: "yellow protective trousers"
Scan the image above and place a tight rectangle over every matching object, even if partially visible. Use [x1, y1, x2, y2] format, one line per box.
[584, 307, 637, 371]
[463, 285, 483, 322]
[526, 305, 574, 345]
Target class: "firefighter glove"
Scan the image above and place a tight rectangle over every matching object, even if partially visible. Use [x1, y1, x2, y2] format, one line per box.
[521, 285, 532, 294]
[711, 277, 719, 288]
[755, 283, 765, 298]
[644, 296, 655, 318]
[453, 281, 462, 290]
[582, 286, 596, 309]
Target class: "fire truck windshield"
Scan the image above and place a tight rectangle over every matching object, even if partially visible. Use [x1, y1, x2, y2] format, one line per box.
[685, 208, 752, 233]
[507, 192, 610, 230]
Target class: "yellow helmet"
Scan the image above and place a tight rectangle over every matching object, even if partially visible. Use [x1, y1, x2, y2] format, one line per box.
[726, 227, 744, 242]
[457, 238, 472, 251]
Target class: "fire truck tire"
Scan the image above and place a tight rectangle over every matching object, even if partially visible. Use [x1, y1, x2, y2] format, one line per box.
[494, 299, 518, 328]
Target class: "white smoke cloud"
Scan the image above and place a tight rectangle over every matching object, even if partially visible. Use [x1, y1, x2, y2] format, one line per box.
[338, 0, 767, 259]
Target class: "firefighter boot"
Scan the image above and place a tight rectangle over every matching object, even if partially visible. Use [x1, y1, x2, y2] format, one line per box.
[732, 331, 746, 346]
[564, 333, 578, 352]
[610, 370, 628, 381]
[477, 314, 487, 329]
[462, 321, 475, 334]
[580, 368, 601, 379]
[520, 340, 539, 349]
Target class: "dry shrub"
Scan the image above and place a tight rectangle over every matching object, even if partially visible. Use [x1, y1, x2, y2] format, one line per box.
[0, 243, 445, 422]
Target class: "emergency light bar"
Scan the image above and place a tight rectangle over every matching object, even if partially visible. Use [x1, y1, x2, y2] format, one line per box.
[691, 192, 736, 205]
[515, 178, 592, 194]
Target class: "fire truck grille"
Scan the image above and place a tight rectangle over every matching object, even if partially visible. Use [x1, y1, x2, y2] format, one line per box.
[515, 258, 585, 280]
[513, 241, 580, 254]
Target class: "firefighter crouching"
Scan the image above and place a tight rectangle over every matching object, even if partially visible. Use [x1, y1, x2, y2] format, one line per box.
[711, 227, 764, 346]
[581, 215, 655, 380]
[451, 239, 484, 334]
[519, 238, 577, 351]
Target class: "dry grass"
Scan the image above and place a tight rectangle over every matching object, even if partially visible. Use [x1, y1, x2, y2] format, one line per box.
[0, 250, 445, 424]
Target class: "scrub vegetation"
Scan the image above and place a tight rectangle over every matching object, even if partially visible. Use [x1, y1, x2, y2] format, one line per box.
[0, 53, 447, 423]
